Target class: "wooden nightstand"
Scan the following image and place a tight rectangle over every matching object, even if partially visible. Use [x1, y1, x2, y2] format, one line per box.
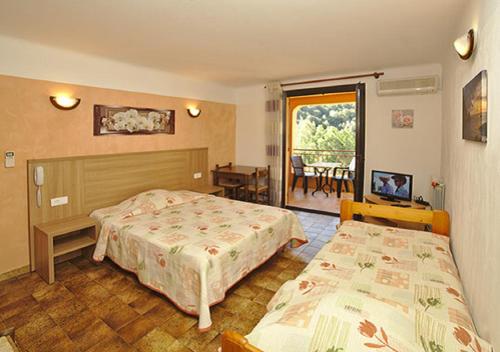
[34, 215, 97, 284]
[190, 184, 225, 197]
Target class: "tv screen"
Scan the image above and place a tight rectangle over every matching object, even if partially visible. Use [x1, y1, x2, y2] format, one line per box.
[371, 170, 413, 201]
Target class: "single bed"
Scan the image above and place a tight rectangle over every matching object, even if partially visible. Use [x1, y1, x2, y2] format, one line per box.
[91, 189, 307, 330]
[222, 200, 494, 351]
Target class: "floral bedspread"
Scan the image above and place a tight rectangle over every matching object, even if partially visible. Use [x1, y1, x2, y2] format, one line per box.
[91, 193, 307, 330]
[246, 220, 493, 352]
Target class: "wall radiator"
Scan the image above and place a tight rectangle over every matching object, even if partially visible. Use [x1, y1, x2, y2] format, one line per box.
[432, 184, 445, 210]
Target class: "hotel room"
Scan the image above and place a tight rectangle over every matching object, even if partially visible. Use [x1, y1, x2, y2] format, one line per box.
[0, 1, 498, 351]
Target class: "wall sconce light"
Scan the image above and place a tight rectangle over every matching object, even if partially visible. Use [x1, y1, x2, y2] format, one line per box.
[187, 107, 201, 118]
[49, 95, 81, 110]
[454, 29, 475, 60]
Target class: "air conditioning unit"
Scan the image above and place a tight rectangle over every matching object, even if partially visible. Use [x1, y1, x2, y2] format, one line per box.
[377, 75, 440, 96]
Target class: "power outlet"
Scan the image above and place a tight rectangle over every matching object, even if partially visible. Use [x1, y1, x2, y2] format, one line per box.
[193, 172, 202, 179]
[50, 196, 69, 207]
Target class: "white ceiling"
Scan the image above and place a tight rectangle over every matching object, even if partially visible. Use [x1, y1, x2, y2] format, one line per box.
[0, 0, 466, 86]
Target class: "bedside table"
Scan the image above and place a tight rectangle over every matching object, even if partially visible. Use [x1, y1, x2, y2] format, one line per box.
[190, 184, 225, 197]
[35, 215, 97, 284]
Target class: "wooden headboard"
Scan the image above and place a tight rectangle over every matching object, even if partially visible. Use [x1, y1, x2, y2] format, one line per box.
[27, 148, 208, 270]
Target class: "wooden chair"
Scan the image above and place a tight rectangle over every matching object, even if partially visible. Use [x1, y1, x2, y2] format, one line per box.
[331, 157, 355, 198]
[247, 166, 271, 205]
[214, 162, 244, 199]
[290, 156, 316, 194]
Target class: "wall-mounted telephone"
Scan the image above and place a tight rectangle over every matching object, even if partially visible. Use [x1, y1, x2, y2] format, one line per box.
[34, 166, 44, 207]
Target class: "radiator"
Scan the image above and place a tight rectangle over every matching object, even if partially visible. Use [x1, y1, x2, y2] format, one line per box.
[432, 184, 445, 210]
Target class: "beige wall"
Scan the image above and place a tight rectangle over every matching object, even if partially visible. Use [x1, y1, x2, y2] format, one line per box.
[441, 0, 500, 348]
[0, 74, 236, 275]
[235, 64, 443, 201]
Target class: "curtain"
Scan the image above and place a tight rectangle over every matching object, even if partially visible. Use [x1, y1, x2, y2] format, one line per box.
[265, 81, 283, 206]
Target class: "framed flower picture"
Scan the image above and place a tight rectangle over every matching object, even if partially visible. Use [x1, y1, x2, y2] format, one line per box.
[392, 109, 414, 128]
[93, 105, 175, 136]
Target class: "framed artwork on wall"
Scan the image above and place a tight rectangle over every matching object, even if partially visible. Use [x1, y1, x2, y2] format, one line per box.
[392, 109, 414, 128]
[463, 70, 487, 143]
[93, 105, 175, 136]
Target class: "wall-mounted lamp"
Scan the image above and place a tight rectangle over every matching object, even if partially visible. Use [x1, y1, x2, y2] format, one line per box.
[454, 29, 475, 60]
[49, 95, 81, 110]
[187, 107, 201, 118]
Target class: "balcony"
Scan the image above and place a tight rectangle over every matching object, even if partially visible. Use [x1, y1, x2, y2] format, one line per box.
[287, 148, 355, 214]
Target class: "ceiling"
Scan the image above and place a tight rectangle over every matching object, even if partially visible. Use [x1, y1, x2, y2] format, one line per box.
[0, 0, 467, 86]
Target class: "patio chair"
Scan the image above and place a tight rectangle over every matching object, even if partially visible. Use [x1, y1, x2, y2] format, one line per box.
[290, 155, 316, 194]
[331, 157, 355, 198]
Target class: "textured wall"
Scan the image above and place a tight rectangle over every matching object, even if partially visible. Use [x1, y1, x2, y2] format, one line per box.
[441, 0, 500, 348]
[0, 74, 236, 275]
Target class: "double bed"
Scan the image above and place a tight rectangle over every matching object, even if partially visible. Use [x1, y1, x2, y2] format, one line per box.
[222, 200, 494, 351]
[90, 189, 307, 330]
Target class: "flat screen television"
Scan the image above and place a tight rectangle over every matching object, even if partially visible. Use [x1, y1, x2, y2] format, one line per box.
[371, 170, 413, 201]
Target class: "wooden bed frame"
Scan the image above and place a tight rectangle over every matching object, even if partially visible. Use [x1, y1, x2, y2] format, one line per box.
[220, 199, 450, 352]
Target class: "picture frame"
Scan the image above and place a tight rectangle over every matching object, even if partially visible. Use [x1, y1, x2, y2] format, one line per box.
[463, 70, 487, 143]
[391, 109, 414, 128]
[93, 105, 175, 136]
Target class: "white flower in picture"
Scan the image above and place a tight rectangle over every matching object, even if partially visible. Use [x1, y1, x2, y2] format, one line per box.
[98, 107, 174, 135]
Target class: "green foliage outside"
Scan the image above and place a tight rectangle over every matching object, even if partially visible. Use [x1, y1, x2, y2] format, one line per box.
[294, 103, 356, 165]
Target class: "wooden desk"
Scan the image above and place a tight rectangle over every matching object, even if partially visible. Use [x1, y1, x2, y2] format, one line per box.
[212, 165, 257, 201]
[364, 194, 428, 231]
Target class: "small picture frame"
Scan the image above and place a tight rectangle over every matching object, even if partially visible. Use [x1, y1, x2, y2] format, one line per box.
[463, 70, 487, 143]
[392, 109, 414, 128]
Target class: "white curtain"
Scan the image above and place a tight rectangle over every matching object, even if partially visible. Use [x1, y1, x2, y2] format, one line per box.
[265, 81, 283, 206]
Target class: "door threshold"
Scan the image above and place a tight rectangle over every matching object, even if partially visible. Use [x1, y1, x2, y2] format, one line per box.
[285, 205, 339, 217]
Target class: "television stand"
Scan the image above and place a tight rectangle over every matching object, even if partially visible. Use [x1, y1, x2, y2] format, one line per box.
[379, 196, 400, 202]
[363, 194, 427, 231]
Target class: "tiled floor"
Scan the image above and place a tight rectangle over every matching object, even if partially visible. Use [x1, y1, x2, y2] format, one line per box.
[0, 211, 339, 352]
[287, 187, 353, 214]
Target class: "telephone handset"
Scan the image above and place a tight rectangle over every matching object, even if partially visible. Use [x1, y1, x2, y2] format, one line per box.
[34, 166, 44, 207]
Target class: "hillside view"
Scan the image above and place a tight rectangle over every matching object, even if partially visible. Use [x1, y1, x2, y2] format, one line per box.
[294, 103, 356, 165]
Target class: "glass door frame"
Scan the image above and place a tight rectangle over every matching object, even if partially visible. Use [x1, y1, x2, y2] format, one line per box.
[280, 83, 366, 213]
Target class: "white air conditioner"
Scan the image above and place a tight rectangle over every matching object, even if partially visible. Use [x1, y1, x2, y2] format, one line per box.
[376, 75, 440, 96]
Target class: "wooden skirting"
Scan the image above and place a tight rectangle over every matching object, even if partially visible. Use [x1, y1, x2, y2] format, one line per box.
[0, 265, 30, 282]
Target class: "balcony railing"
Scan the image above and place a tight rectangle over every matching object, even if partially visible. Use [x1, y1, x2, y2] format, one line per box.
[291, 148, 355, 167]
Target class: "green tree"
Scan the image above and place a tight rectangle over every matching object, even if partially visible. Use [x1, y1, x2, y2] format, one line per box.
[294, 103, 356, 165]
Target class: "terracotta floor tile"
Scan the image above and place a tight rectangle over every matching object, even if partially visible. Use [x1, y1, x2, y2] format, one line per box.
[134, 326, 176, 352]
[22, 326, 77, 352]
[86, 335, 136, 352]
[128, 291, 163, 315]
[59, 309, 98, 337]
[14, 310, 56, 349]
[165, 341, 192, 352]
[70, 280, 113, 307]
[143, 302, 178, 325]
[32, 282, 75, 309]
[95, 270, 126, 290]
[0, 294, 38, 321]
[118, 315, 158, 344]
[3, 304, 45, 329]
[71, 318, 117, 351]
[161, 313, 197, 338]
[91, 297, 140, 331]
[252, 287, 276, 306]
[45, 298, 87, 326]
[177, 326, 219, 352]
[0, 211, 333, 352]
[232, 284, 263, 300]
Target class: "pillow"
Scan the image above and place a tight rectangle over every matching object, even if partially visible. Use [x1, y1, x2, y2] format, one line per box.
[120, 189, 205, 218]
